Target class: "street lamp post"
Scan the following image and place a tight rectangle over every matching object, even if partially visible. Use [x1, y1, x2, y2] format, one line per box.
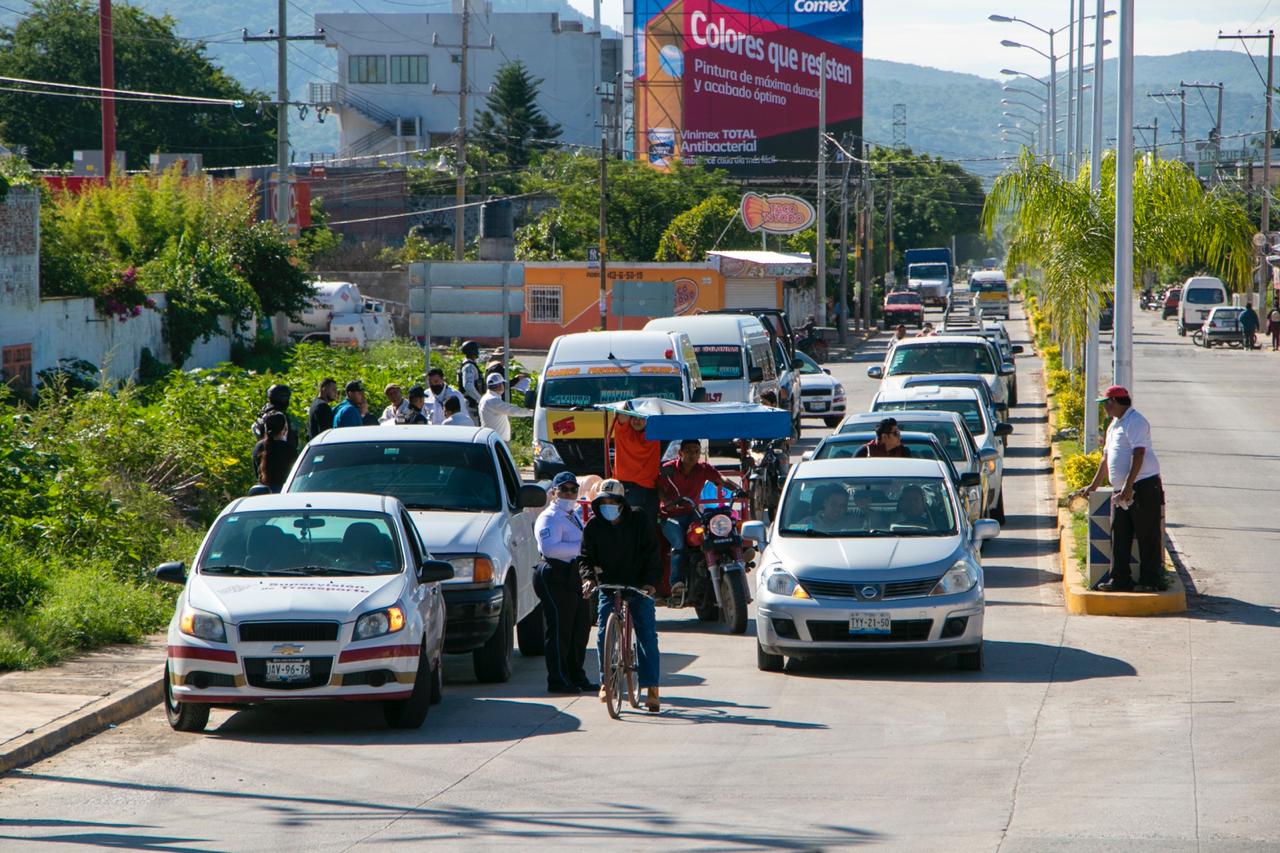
[1084, 0, 1107, 452]
[1114, 0, 1135, 392]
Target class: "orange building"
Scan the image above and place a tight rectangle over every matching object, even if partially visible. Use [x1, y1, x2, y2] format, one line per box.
[515, 252, 812, 349]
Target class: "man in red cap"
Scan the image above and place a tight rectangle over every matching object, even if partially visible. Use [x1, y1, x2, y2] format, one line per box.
[1072, 385, 1164, 592]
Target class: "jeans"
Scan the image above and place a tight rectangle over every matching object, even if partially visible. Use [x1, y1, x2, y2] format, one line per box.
[661, 515, 694, 585]
[597, 591, 660, 688]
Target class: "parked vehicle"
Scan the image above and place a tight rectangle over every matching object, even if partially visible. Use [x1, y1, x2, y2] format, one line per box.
[870, 385, 1012, 523]
[838, 410, 993, 519]
[795, 349, 846, 428]
[904, 247, 954, 306]
[968, 271, 1010, 320]
[1199, 306, 1248, 348]
[883, 291, 925, 329]
[1162, 287, 1181, 320]
[709, 307, 802, 427]
[283, 426, 548, 683]
[669, 484, 754, 634]
[805, 430, 984, 524]
[157, 492, 452, 732]
[532, 331, 703, 480]
[1100, 295, 1114, 332]
[747, 458, 999, 673]
[1177, 276, 1229, 336]
[288, 281, 395, 348]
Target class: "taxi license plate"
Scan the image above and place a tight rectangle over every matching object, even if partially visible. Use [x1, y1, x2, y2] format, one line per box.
[806, 401, 830, 412]
[265, 659, 310, 682]
[849, 612, 892, 634]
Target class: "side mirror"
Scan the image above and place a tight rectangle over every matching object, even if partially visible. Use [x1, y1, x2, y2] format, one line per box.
[979, 447, 999, 463]
[519, 483, 549, 509]
[959, 472, 982, 488]
[1012, 345, 1025, 354]
[801, 450, 814, 462]
[740, 520, 768, 546]
[418, 558, 455, 583]
[247, 484, 272, 497]
[999, 362, 1016, 376]
[748, 366, 764, 383]
[866, 365, 884, 379]
[995, 422, 1014, 437]
[973, 519, 1001, 541]
[154, 561, 187, 585]
[822, 367, 831, 375]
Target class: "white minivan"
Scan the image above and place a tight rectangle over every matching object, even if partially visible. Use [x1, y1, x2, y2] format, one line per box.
[643, 314, 779, 405]
[1178, 276, 1229, 336]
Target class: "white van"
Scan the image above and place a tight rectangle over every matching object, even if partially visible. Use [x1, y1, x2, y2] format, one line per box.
[532, 330, 704, 480]
[1178, 276, 1229, 336]
[642, 314, 779, 405]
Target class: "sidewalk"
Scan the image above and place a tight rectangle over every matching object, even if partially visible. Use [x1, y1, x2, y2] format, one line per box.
[0, 635, 165, 774]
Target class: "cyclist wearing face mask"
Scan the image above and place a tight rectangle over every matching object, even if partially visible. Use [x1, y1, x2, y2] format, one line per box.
[533, 472, 594, 695]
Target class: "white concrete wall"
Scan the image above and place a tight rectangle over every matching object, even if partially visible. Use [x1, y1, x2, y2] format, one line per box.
[316, 10, 605, 150]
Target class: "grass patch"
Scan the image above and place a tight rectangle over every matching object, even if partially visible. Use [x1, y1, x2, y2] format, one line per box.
[1071, 510, 1088, 583]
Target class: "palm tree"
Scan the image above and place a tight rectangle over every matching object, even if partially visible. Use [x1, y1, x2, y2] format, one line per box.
[983, 149, 1254, 359]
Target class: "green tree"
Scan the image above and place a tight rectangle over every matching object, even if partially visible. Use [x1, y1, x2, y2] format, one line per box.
[0, 0, 274, 168]
[655, 195, 754, 261]
[474, 61, 561, 176]
[983, 149, 1253, 355]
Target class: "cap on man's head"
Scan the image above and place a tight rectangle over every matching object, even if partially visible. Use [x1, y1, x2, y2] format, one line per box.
[1096, 385, 1129, 403]
[551, 471, 578, 490]
[486, 373, 506, 388]
[407, 385, 425, 399]
[345, 380, 364, 394]
[384, 383, 401, 394]
[597, 479, 627, 501]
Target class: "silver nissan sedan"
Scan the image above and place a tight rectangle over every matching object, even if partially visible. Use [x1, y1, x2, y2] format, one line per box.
[743, 458, 999, 673]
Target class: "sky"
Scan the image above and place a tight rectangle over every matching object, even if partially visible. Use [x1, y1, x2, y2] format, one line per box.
[581, 0, 1280, 79]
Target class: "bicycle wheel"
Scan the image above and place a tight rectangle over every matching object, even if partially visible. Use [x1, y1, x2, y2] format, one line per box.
[602, 612, 624, 719]
[625, 612, 641, 710]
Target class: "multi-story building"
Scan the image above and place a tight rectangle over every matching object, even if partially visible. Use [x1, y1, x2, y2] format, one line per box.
[310, 1, 621, 162]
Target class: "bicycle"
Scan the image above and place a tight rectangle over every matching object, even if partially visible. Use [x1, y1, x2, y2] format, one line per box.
[594, 582, 652, 719]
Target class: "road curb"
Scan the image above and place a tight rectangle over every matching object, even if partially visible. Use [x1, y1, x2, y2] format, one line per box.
[0, 664, 163, 775]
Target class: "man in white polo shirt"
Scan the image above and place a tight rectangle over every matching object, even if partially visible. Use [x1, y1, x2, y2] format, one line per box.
[1073, 385, 1164, 591]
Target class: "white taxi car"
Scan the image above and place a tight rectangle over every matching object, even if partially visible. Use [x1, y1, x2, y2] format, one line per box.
[157, 492, 451, 733]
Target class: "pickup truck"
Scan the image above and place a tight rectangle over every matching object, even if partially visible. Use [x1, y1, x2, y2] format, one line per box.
[882, 290, 925, 329]
[283, 425, 548, 683]
[903, 247, 954, 307]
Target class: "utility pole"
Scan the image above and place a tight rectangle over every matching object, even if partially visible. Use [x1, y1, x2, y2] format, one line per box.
[1134, 120, 1158, 158]
[1147, 91, 1186, 163]
[1076, 0, 1086, 176]
[1181, 80, 1224, 143]
[815, 53, 828, 327]
[1067, 0, 1076, 174]
[99, 0, 115, 178]
[1219, 30, 1274, 311]
[243, 5, 324, 230]
[1113, 0, 1134, 392]
[598, 132, 608, 331]
[861, 156, 874, 330]
[1085, 0, 1106, 453]
[884, 169, 894, 286]
[834, 133, 854, 344]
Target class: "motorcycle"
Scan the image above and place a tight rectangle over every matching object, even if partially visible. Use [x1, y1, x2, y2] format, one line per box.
[670, 485, 755, 635]
[1139, 291, 1158, 311]
[742, 437, 788, 523]
[796, 318, 829, 363]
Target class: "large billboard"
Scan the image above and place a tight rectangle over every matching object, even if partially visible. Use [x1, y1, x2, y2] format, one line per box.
[629, 0, 862, 176]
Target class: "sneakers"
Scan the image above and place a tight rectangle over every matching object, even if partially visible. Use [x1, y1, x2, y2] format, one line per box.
[669, 582, 686, 607]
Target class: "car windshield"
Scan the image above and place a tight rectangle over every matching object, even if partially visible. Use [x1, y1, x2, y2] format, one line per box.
[1186, 288, 1225, 305]
[289, 441, 500, 511]
[815, 438, 943, 463]
[970, 278, 1008, 293]
[779, 476, 956, 538]
[909, 263, 949, 281]
[693, 346, 744, 379]
[540, 374, 684, 407]
[888, 343, 996, 376]
[200, 510, 402, 576]
[887, 293, 920, 305]
[876, 399, 986, 438]
[794, 351, 822, 375]
[842, 419, 969, 463]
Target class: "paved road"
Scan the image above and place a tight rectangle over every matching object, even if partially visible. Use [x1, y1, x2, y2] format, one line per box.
[1, 306, 1276, 851]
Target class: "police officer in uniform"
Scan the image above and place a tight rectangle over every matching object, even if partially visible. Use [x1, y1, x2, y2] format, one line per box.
[533, 471, 595, 694]
[457, 341, 485, 423]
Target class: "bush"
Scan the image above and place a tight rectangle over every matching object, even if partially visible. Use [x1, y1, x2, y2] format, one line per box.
[1047, 369, 1072, 396]
[1056, 387, 1084, 432]
[0, 547, 47, 611]
[1063, 451, 1102, 492]
[1041, 344, 1062, 372]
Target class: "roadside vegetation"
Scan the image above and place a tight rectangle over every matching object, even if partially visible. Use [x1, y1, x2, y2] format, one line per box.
[0, 340, 533, 671]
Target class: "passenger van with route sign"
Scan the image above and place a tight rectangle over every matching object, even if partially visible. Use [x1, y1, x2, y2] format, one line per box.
[532, 331, 704, 480]
[642, 314, 779, 406]
[1177, 276, 1229, 336]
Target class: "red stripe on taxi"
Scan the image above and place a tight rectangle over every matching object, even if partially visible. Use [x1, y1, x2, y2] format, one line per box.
[168, 645, 238, 663]
[338, 644, 420, 663]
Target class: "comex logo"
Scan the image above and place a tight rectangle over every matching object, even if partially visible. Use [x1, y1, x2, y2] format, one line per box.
[793, 0, 849, 11]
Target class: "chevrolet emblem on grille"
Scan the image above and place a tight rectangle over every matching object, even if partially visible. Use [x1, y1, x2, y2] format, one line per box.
[860, 585, 880, 600]
[271, 644, 306, 656]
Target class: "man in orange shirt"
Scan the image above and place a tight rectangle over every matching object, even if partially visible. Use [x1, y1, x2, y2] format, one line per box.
[611, 415, 661, 526]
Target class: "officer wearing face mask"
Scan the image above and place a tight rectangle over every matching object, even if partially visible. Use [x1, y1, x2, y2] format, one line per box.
[422, 367, 465, 425]
[533, 471, 594, 694]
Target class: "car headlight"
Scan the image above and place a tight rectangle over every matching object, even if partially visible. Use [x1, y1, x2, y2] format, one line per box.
[931, 561, 978, 596]
[179, 606, 226, 643]
[437, 555, 493, 583]
[967, 485, 983, 505]
[354, 606, 406, 640]
[763, 566, 810, 598]
[833, 383, 845, 398]
[533, 440, 562, 463]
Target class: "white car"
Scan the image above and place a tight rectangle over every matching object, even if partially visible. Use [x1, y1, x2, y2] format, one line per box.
[283, 425, 548, 683]
[794, 349, 846, 428]
[158, 492, 451, 732]
[868, 334, 1015, 417]
[745, 458, 999, 673]
[870, 385, 1012, 523]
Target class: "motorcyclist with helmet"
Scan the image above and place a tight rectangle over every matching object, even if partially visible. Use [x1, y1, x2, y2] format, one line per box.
[252, 383, 299, 453]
